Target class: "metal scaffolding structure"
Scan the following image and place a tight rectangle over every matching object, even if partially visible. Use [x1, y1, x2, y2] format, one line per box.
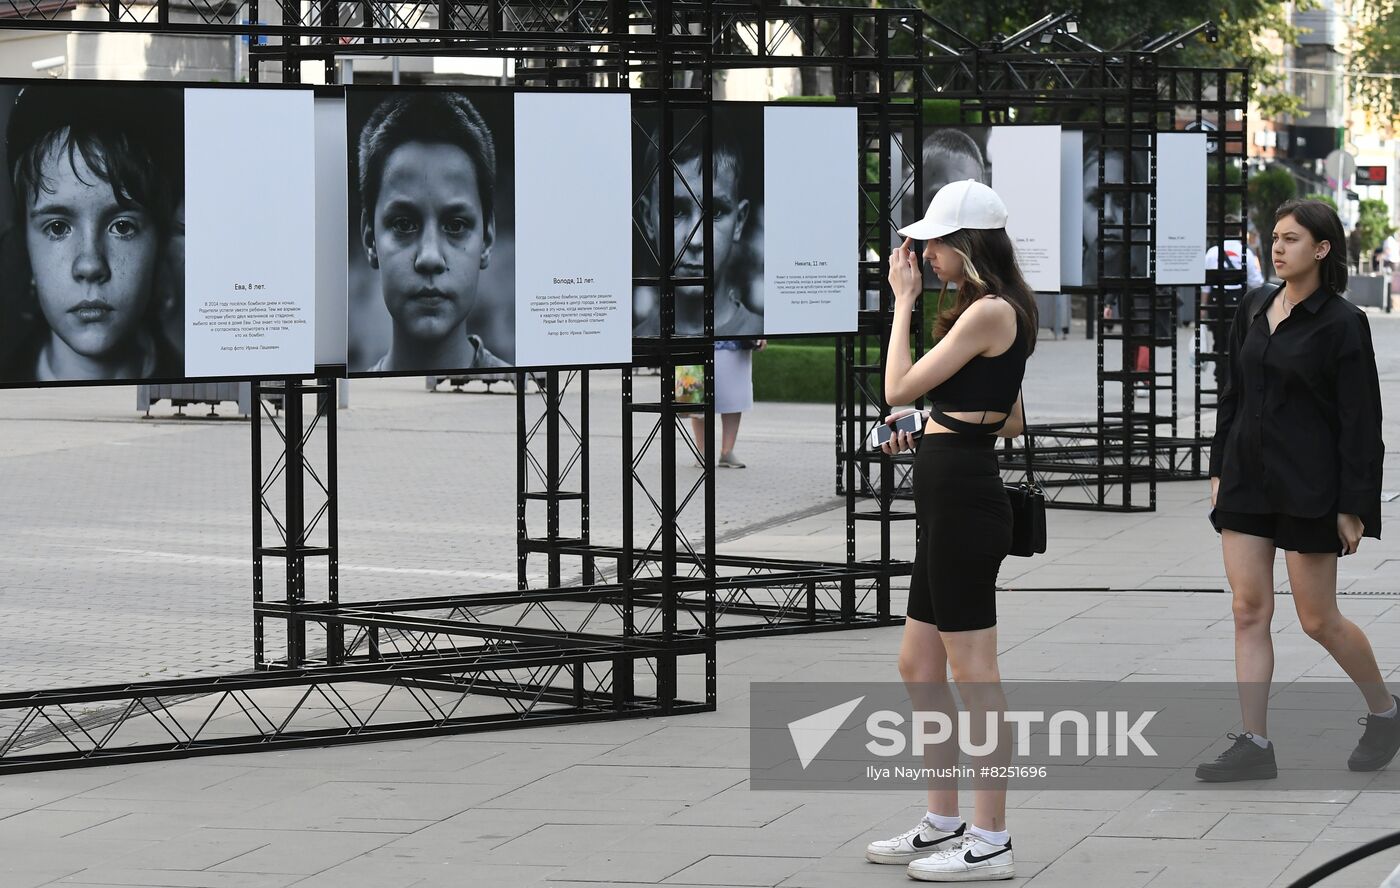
[0, 2, 1245, 772]
[834, 18, 1249, 512]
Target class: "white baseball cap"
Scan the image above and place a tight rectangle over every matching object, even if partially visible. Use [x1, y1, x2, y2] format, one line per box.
[897, 179, 1008, 241]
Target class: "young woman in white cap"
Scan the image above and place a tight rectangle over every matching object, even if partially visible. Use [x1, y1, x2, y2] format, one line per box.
[863, 179, 1037, 882]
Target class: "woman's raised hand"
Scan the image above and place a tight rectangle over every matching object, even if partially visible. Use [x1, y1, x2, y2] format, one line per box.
[887, 238, 922, 306]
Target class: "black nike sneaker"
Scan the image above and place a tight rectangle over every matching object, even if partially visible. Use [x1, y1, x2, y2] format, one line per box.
[1195, 732, 1278, 782]
[906, 834, 1014, 881]
[865, 819, 965, 864]
[1348, 695, 1400, 772]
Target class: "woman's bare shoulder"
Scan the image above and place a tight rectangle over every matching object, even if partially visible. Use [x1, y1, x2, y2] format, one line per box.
[967, 294, 1017, 323]
[948, 296, 1010, 341]
[964, 295, 1018, 349]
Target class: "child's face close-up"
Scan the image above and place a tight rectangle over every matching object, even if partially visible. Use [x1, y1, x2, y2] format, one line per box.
[669, 156, 748, 300]
[369, 141, 493, 343]
[26, 141, 159, 360]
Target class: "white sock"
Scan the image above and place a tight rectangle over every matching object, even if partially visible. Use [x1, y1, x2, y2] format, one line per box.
[1249, 733, 1271, 749]
[925, 811, 963, 833]
[969, 824, 1010, 847]
[1372, 700, 1398, 719]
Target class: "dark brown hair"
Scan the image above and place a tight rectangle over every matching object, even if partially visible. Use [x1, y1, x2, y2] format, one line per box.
[1274, 198, 1348, 294]
[7, 85, 180, 239]
[358, 91, 497, 225]
[931, 226, 1039, 356]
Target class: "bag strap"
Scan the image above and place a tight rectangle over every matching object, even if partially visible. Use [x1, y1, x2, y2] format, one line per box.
[1018, 386, 1039, 488]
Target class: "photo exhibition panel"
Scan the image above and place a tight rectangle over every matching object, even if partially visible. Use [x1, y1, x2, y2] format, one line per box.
[631, 102, 858, 339]
[0, 81, 317, 387]
[345, 87, 633, 375]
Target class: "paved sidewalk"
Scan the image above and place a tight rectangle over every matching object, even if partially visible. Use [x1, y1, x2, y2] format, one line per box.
[3, 487, 1399, 888]
[0, 318, 1343, 692]
[2, 311, 1399, 886]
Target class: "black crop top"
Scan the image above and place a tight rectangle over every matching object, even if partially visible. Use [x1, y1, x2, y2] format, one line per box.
[927, 312, 1028, 414]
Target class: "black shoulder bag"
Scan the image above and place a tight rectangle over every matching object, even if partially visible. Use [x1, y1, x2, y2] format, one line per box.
[1005, 388, 1046, 557]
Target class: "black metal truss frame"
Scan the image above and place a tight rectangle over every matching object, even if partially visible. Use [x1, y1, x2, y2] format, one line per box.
[1157, 66, 1251, 461]
[0, 631, 709, 773]
[839, 47, 1161, 510]
[0, 2, 1244, 773]
[835, 35, 1249, 513]
[0, 369, 715, 772]
[252, 379, 340, 669]
[1011, 63, 1250, 505]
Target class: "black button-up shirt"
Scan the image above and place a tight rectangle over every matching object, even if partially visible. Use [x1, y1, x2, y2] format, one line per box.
[1210, 284, 1384, 538]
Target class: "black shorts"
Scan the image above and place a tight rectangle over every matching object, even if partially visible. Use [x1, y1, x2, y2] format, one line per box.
[1210, 508, 1341, 555]
[907, 434, 1012, 632]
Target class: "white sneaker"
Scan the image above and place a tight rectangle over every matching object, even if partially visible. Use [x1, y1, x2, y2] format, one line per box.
[865, 819, 965, 864]
[906, 835, 1014, 881]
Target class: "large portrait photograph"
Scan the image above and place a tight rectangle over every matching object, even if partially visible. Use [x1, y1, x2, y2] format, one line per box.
[631, 103, 764, 339]
[0, 82, 185, 386]
[896, 126, 992, 233]
[1081, 137, 1151, 287]
[346, 88, 516, 374]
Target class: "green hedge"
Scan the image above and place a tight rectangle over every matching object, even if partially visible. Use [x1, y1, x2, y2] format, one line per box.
[754, 342, 893, 403]
[752, 291, 948, 403]
[755, 344, 841, 403]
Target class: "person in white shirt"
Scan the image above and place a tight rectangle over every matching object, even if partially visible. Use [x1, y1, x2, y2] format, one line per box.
[1200, 237, 1264, 386]
[1203, 239, 1265, 294]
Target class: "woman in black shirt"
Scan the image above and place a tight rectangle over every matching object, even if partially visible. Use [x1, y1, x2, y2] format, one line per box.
[1197, 199, 1398, 781]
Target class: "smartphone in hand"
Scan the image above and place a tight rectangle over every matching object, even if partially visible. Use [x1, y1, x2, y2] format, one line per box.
[867, 410, 924, 450]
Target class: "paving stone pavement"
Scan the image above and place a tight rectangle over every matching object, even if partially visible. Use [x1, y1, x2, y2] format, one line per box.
[2, 311, 1399, 886]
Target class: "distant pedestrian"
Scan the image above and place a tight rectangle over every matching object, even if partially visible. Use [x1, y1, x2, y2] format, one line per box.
[690, 338, 764, 468]
[1198, 198, 1398, 782]
[1199, 232, 1264, 388]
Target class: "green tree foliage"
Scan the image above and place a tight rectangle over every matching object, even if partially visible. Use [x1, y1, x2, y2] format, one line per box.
[1357, 198, 1396, 254]
[1348, 0, 1400, 127]
[1248, 166, 1298, 246]
[910, 0, 1307, 117]
[1208, 162, 1245, 220]
[1304, 192, 1340, 209]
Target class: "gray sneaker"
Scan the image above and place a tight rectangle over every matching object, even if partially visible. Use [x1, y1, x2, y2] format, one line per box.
[717, 451, 746, 468]
[1348, 695, 1400, 771]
